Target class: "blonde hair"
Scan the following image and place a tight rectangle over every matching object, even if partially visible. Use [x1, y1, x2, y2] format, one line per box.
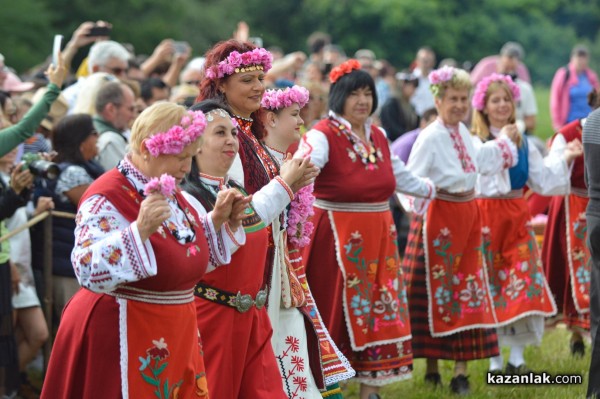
[471, 81, 516, 142]
[434, 68, 472, 99]
[130, 102, 187, 153]
[72, 72, 117, 115]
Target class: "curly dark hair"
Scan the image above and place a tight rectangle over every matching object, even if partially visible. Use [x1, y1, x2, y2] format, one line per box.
[197, 39, 268, 139]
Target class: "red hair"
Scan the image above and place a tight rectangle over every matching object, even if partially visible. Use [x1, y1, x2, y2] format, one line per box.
[197, 39, 267, 139]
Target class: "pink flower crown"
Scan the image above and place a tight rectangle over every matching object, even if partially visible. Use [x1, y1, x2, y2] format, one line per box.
[145, 110, 207, 157]
[428, 66, 457, 97]
[205, 48, 273, 80]
[261, 85, 310, 110]
[472, 73, 521, 111]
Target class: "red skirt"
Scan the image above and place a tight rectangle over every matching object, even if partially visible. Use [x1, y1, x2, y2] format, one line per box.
[403, 210, 499, 361]
[477, 196, 556, 325]
[543, 193, 591, 331]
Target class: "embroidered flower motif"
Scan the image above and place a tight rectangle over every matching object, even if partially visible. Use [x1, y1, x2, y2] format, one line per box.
[351, 294, 371, 316]
[290, 355, 305, 372]
[347, 273, 361, 288]
[329, 59, 362, 83]
[447, 127, 476, 173]
[346, 148, 357, 162]
[573, 247, 585, 261]
[292, 375, 308, 392]
[432, 264, 446, 279]
[147, 337, 170, 360]
[434, 286, 452, 305]
[504, 272, 525, 300]
[203, 288, 218, 300]
[459, 277, 486, 307]
[285, 336, 300, 353]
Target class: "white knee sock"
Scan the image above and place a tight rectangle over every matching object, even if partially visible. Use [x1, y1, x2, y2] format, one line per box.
[489, 354, 504, 371]
[508, 345, 525, 367]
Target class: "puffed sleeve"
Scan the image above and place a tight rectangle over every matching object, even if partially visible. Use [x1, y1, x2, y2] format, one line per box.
[71, 194, 157, 293]
[471, 133, 519, 175]
[526, 136, 570, 196]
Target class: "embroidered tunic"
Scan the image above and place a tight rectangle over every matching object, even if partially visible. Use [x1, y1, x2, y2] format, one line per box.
[41, 158, 237, 399]
[296, 112, 433, 385]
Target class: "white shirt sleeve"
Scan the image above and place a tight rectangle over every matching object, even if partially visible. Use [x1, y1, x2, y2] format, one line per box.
[71, 195, 157, 293]
[250, 176, 294, 225]
[294, 129, 329, 169]
[471, 133, 519, 175]
[526, 136, 570, 195]
[391, 147, 435, 198]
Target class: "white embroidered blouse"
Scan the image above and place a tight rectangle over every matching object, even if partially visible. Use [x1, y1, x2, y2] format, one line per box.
[407, 118, 518, 193]
[71, 157, 242, 293]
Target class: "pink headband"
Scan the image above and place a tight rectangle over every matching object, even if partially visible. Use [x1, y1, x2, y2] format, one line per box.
[472, 73, 521, 111]
[204, 48, 273, 80]
[261, 85, 310, 110]
[428, 66, 457, 96]
[145, 110, 207, 157]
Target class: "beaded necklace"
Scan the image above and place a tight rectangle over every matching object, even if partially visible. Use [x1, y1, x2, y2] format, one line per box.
[327, 116, 383, 170]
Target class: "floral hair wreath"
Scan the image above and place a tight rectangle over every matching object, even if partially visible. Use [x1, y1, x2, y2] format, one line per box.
[145, 110, 207, 157]
[428, 65, 458, 97]
[471, 73, 521, 111]
[329, 59, 362, 84]
[204, 48, 273, 80]
[261, 85, 310, 110]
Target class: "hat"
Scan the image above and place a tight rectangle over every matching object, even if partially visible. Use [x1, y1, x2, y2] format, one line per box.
[32, 87, 69, 131]
[3, 71, 35, 93]
[500, 42, 525, 60]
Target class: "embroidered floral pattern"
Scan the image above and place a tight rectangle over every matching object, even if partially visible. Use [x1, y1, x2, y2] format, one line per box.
[139, 338, 184, 399]
[567, 201, 591, 312]
[277, 336, 307, 399]
[447, 125, 476, 173]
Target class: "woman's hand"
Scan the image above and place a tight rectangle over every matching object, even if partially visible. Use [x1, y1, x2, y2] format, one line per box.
[10, 262, 20, 296]
[211, 189, 239, 230]
[500, 123, 522, 147]
[46, 51, 68, 88]
[228, 194, 252, 232]
[10, 164, 34, 195]
[33, 196, 55, 217]
[136, 194, 171, 241]
[564, 138, 584, 164]
[280, 155, 319, 193]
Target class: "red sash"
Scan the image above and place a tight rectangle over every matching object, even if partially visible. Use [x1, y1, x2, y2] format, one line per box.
[327, 203, 411, 350]
[566, 192, 591, 313]
[424, 198, 496, 336]
[478, 197, 557, 325]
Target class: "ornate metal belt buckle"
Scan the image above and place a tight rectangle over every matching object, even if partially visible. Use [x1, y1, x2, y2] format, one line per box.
[235, 292, 253, 313]
[255, 289, 268, 309]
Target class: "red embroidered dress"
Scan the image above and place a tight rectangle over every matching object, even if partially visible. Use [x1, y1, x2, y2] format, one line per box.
[298, 114, 433, 385]
[543, 119, 591, 331]
[41, 160, 230, 399]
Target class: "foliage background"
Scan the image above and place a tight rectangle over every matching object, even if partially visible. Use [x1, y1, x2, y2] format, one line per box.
[1, 0, 599, 85]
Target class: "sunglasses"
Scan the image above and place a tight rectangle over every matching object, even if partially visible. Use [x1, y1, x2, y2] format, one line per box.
[107, 66, 128, 76]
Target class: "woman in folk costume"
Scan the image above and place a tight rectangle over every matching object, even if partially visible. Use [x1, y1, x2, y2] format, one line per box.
[261, 86, 355, 398]
[181, 99, 314, 398]
[542, 89, 599, 356]
[402, 66, 521, 395]
[41, 102, 248, 399]
[199, 41, 349, 397]
[296, 60, 435, 399]
[471, 74, 583, 374]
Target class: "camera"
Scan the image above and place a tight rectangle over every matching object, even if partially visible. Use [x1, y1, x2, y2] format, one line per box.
[172, 41, 189, 56]
[86, 25, 111, 37]
[21, 153, 59, 180]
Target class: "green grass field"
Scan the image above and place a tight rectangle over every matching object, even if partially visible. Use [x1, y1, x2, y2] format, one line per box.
[533, 86, 553, 141]
[340, 327, 589, 398]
